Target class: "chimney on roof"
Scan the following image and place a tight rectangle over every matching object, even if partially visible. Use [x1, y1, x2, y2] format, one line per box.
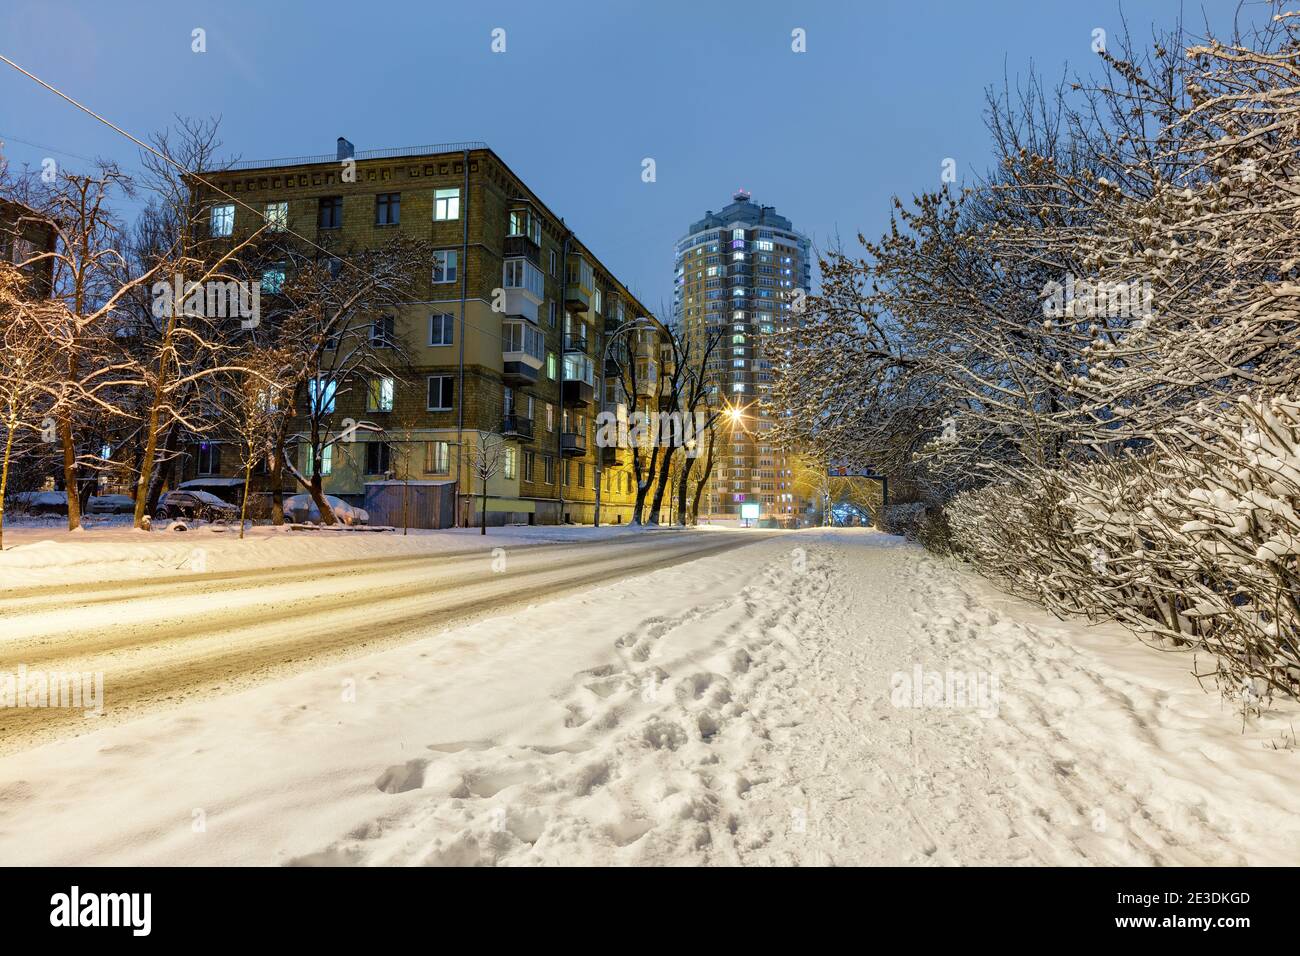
[337, 137, 355, 161]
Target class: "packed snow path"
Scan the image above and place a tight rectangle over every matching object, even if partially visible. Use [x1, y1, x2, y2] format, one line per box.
[0, 529, 1294, 865]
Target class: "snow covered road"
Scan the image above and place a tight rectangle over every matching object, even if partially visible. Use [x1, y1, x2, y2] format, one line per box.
[0, 528, 773, 753]
[0, 529, 1295, 865]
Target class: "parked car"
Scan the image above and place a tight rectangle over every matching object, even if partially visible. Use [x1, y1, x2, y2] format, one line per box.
[155, 490, 240, 522]
[10, 490, 68, 515]
[87, 494, 136, 515]
[283, 493, 370, 526]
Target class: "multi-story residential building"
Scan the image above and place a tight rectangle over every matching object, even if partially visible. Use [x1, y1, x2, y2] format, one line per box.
[188, 139, 666, 526]
[0, 197, 56, 297]
[672, 190, 811, 524]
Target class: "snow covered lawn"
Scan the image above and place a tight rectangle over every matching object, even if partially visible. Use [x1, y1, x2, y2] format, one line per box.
[0, 529, 1294, 865]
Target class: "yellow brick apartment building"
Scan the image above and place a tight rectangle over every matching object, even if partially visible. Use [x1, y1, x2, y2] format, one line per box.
[189, 139, 665, 526]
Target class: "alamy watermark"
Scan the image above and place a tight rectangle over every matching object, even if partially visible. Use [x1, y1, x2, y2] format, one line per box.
[595, 410, 708, 456]
[0, 664, 103, 717]
[152, 273, 260, 329]
[1041, 275, 1152, 320]
[890, 665, 999, 718]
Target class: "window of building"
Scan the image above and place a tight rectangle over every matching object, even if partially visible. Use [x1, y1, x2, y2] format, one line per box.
[365, 441, 391, 475]
[318, 196, 343, 230]
[264, 202, 287, 232]
[503, 258, 544, 298]
[548, 300, 557, 327]
[304, 443, 332, 477]
[375, 192, 401, 226]
[261, 264, 286, 294]
[577, 463, 585, 488]
[523, 451, 535, 482]
[432, 250, 458, 283]
[367, 376, 394, 412]
[545, 402, 554, 432]
[425, 440, 450, 474]
[309, 378, 336, 414]
[433, 188, 460, 221]
[508, 209, 542, 244]
[427, 375, 454, 411]
[549, 250, 558, 276]
[370, 315, 395, 348]
[429, 312, 454, 346]
[197, 442, 221, 474]
[210, 204, 234, 237]
[546, 352, 557, 380]
[504, 446, 517, 480]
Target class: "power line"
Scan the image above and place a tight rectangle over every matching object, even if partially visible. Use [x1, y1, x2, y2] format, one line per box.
[0, 52, 566, 350]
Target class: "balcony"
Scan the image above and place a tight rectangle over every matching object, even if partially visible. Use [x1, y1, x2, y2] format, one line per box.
[501, 415, 534, 440]
[502, 321, 545, 387]
[563, 332, 589, 354]
[500, 288, 540, 323]
[562, 353, 596, 407]
[564, 284, 590, 313]
[563, 379, 595, 407]
[600, 446, 623, 467]
[503, 234, 540, 266]
[561, 431, 587, 458]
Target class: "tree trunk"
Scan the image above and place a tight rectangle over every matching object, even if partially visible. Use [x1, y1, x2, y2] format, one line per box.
[0, 421, 14, 551]
[480, 483, 487, 535]
[309, 467, 337, 525]
[270, 434, 286, 525]
[59, 414, 80, 530]
[676, 454, 697, 526]
[647, 446, 676, 526]
[239, 459, 253, 540]
[691, 432, 716, 524]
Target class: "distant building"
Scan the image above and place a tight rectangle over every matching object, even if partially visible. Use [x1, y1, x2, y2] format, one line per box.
[672, 191, 810, 524]
[0, 197, 56, 297]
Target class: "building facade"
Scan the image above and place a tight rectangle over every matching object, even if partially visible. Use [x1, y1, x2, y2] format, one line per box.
[190, 140, 665, 526]
[672, 191, 810, 524]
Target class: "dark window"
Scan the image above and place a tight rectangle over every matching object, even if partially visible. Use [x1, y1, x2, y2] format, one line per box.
[375, 193, 400, 226]
[197, 443, 221, 475]
[427, 375, 454, 411]
[318, 196, 343, 230]
[370, 315, 395, 348]
[365, 442, 391, 475]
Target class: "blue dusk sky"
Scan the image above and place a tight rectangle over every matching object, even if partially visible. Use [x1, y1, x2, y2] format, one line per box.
[0, 0, 1253, 313]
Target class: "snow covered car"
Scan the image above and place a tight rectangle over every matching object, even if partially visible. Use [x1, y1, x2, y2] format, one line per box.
[283, 493, 370, 526]
[155, 490, 240, 522]
[87, 494, 136, 515]
[10, 490, 68, 515]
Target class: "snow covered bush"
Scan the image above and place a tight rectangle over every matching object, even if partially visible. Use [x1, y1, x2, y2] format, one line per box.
[948, 396, 1300, 699]
[879, 502, 927, 538]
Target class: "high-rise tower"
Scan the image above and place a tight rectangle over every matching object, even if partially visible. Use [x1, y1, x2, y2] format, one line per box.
[672, 191, 811, 524]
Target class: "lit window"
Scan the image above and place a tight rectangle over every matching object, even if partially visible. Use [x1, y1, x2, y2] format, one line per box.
[434, 188, 460, 221]
[367, 376, 395, 412]
[260, 264, 286, 294]
[504, 447, 517, 480]
[210, 204, 234, 237]
[425, 441, 450, 474]
[264, 202, 287, 232]
[305, 443, 332, 477]
[309, 378, 336, 414]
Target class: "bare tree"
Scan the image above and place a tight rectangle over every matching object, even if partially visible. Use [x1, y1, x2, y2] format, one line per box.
[470, 432, 506, 535]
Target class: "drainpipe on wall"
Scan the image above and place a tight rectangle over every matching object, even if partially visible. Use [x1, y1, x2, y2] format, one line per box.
[455, 149, 470, 526]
